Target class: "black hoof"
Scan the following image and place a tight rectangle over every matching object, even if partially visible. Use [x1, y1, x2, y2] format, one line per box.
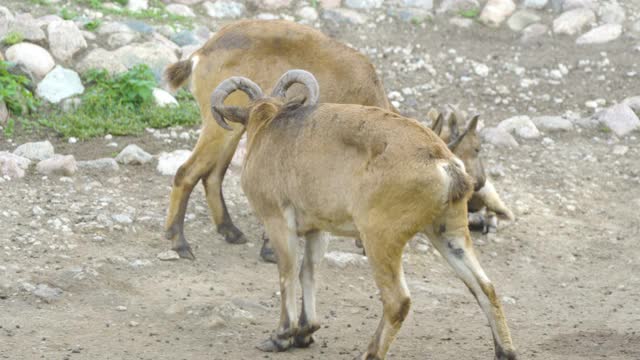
[256, 336, 292, 352]
[293, 334, 315, 348]
[218, 224, 247, 244]
[260, 235, 278, 264]
[173, 245, 195, 260]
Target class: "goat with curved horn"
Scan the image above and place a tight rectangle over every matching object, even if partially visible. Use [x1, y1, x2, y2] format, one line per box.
[270, 69, 320, 105]
[210, 77, 264, 130]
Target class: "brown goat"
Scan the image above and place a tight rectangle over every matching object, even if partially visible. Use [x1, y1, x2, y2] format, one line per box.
[209, 70, 517, 360]
[163, 19, 512, 261]
[428, 107, 515, 232]
[163, 20, 391, 259]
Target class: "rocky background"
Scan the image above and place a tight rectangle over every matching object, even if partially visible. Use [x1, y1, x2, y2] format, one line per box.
[1, 0, 640, 359]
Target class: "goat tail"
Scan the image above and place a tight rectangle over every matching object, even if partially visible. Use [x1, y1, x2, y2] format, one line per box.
[165, 58, 194, 91]
[443, 158, 473, 204]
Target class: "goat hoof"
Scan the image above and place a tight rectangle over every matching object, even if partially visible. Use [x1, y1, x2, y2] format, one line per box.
[495, 346, 517, 360]
[172, 245, 195, 260]
[260, 240, 278, 264]
[256, 336, 292, 352]
[293, 334, 314, 348]
[218, 224, 247, 244]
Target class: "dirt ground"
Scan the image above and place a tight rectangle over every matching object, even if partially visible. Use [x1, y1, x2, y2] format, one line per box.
[2, 16, 640, 360]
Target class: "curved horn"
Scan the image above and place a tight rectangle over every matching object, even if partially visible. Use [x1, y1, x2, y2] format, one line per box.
[210, 77, 264, 130]
[270, 69, 320, 105]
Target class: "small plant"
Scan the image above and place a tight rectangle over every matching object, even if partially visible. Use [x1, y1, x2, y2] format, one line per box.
[40, 65, 200, 139]
[459, 8, 480, 18]
[3, 118, 15, 138]
[2, 32, 24, 46]
[60, 7, 79, 20]
[84, 19, 102, 31]
[0, 61, 38, 116]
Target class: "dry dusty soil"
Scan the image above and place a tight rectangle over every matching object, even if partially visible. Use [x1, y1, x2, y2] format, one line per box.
[2, 15, 640, 360]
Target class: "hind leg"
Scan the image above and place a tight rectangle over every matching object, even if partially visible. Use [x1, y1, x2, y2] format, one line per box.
[424, 225, 516, 360]
[202, 125, 247, 244]
[257, 209, 300, 352]
[294, 231, 329, 347]
[356, 230, 412, 359]
[164, 124, 233, 259]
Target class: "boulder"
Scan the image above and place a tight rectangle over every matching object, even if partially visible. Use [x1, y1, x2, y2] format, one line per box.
[47, 20, 87, 62]
[36, 66, 85, 104]
[4, 43, 55, 79]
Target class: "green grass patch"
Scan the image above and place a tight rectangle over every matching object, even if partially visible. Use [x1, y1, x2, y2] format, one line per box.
[78, 0, 191, 27]
[459, 8, 480, 18]
[61, 7, 79, 20]
[84, 19, 102, 31]
[36, 64, 200, 139]
[2, 32, 24, 46]
[0, 61, 38, 117]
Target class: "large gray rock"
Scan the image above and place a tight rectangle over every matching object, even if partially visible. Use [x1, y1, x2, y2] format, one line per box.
[507, 10, 541, 31]
[36, 155, 77, 176]
[116, 144, 153, 165]
[34, 14, 63, 27]
[13, 141, 54, 161]
[127, 0, 149, 11]
[153, 88, 178, 107]
[597, 104, 640, 137]
[77, 48, 128, 75]
[296, 6, 319, 21]
[498, 115, 541, 139]
[0, 6, 13, 20]
[479, 0, 516, 27]
[622, 96, 640, 115]
[107, 32, 138, 49]
[5, 43, 55, 79]
[112, 42, 179, 79]
[562, 0, 596, 11]
[531, 116, 574, 132]
[166, 4, 196, 17]
[254, 0, 293, 10]
[0, 151, 31, 179]
[599, 1, 625, 24]
[523, 0, 548, 9]
[480, 127, 519, 147]
[36, 66, 85, 104]
[322, 8, 368, 24]
[403, 0, 433, 8]
[175, 0, 204, 4]
[203, 1, 247, 18]
[325, 251, 368, 268]
[345, 0, 383, 9]
[521, 23, 548, 43]
[157, 150, 191, 176]
[32, 284, 63, 303]
[576, 24, 622, 45]
[47, 20, 87, 62]
[438, 0, 480, 13]
[98, 21, 134, 35]
[553, 8, 595, 35]
[77, 158, 120, 172]
[0, 18, 46, 44]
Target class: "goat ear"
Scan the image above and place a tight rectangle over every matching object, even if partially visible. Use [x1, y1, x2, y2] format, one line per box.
[466, 114, 480, 133]
[448, 112, 460, 139]
[431, 112, 444, 136]
[214, 106, 249, 125]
